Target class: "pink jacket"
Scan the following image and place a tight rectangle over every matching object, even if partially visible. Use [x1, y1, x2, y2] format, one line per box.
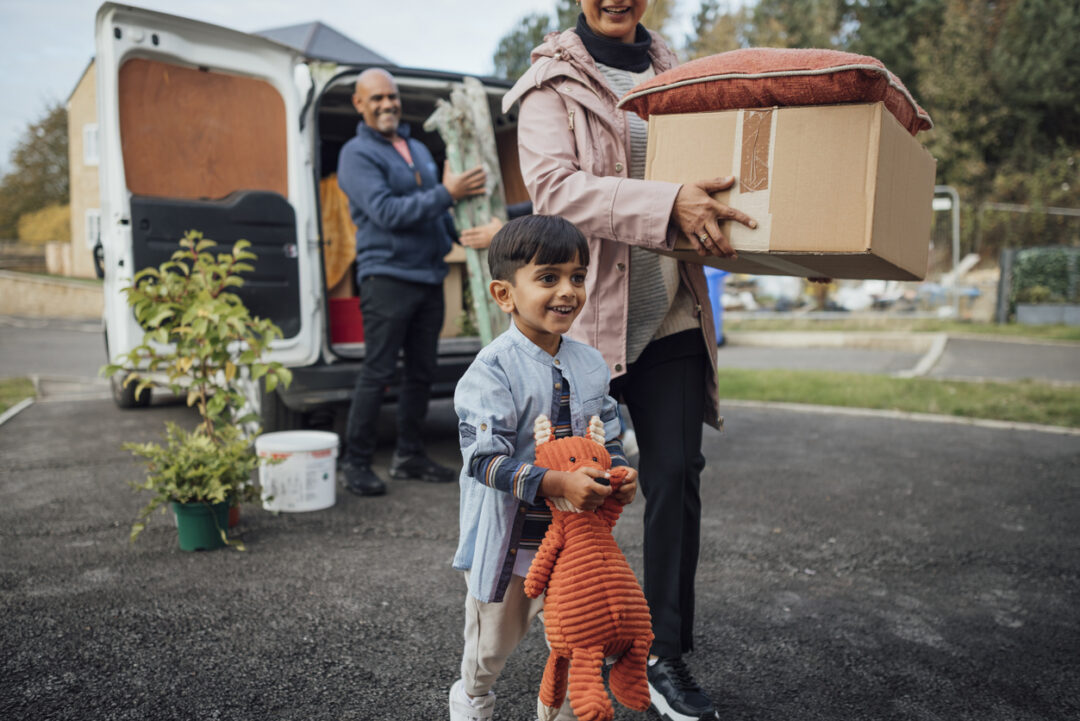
[502, 29, 721, 429]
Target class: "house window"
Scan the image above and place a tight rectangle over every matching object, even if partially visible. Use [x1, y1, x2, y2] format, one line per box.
[85, 209, 101, 249]
[83, 124, 99, 166]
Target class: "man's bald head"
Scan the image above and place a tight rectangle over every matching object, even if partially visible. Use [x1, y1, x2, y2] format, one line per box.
[352, 68, 401, 138]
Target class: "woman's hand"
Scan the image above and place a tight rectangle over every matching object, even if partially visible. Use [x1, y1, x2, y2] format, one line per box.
[673, 176, 757, 259]
[459, 217, 503, 249]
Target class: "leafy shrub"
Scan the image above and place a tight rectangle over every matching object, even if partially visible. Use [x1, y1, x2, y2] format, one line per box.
[1011, 246, 1079, 305]
[17, 203, 70, 244]
[103, 230, 292, 545]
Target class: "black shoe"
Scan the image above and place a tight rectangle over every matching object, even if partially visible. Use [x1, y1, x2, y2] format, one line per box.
[341, 463, 386, 496]
[387, 451, 457, 483]
[647, 657, 719, 721]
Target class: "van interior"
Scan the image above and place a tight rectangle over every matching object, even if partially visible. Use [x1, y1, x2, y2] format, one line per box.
[115, 56, 527, 361]
[314, 69, 529, 359]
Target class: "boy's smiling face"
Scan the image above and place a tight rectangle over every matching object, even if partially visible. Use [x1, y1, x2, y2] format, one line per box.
[489, 254, 587, 356]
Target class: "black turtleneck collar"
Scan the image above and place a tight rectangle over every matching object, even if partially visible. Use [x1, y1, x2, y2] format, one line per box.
[573, 12, 652, 72]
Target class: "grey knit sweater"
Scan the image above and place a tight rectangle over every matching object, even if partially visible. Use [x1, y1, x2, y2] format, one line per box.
[596, 62, 697, 364]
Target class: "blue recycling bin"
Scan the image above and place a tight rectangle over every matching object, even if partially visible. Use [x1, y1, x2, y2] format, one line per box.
[703, 267, 728, 346]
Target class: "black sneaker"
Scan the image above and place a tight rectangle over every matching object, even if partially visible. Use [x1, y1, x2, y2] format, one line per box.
[647, 657, 719, 721]
[388, 451, 457, 483]
[341, 463, 386, 496]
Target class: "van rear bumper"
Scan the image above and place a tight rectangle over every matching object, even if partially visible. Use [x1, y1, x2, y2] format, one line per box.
[278, 342, 480, 412]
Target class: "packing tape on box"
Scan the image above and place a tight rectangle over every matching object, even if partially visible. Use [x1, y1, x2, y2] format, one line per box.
[729, 109, 774, 254]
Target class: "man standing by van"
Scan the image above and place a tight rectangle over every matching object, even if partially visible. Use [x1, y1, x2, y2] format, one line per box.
[337, 68, 487, 496]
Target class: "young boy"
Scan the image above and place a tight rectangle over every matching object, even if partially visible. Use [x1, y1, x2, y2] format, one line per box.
[449, 215, 639, 721]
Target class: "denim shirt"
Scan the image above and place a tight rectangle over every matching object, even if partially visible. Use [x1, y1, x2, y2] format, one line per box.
[452, 322, 622, 603]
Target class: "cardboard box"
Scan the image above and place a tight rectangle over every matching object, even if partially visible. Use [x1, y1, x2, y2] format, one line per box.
[645, 102, 936, 280]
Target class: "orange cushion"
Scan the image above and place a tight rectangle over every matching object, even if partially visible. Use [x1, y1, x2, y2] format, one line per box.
[618, 48, 932, 135]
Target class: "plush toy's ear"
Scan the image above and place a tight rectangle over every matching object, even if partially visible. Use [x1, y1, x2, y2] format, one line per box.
[534, 415, 553, 446]
[586, 415, 605, 445]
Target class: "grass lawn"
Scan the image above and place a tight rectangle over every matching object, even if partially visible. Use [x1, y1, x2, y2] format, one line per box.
[0, 377, 35, 414]
[725, 316, 1080, 342]
[718, 368, 1080, 428]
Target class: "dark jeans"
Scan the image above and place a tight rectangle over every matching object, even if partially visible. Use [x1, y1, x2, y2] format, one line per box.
[610, 330, 708, 658]
[343, 275, 444, 466]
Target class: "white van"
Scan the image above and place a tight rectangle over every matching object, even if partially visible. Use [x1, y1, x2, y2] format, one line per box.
[94, 3, 527, 431]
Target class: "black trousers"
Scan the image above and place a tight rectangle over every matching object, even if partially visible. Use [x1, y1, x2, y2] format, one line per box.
[343, 275, 444, 466]
[610, 330, 708, 658]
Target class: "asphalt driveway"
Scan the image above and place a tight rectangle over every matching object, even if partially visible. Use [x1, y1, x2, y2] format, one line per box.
[2, 393, 1077, 720]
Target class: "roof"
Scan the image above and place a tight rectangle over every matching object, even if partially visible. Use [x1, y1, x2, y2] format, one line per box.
[254, 21, 394, 65]
[66, 57, 96, 105]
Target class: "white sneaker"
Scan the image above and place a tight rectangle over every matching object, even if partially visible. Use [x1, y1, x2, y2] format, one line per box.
[449, 679, 495, 721]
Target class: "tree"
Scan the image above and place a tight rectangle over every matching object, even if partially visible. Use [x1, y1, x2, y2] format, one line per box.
[0, 103, 69, 240]
[491, 1, 577, 81]
[555, 0, 579, 29]
[493, 12, 555, 80]
[685, 0, 749, 59]
[641, 0, 676, 37]
[17, 204, 70, 244]
[746, 0, 846, 49]
[844, 0, 946, 98]
[916, 0, 1008, 212]
[916, 0, 1080, 253]
[990, 0, 1080, 154]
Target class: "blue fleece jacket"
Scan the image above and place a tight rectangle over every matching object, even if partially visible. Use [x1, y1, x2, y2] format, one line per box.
[337, 121, 457, 286]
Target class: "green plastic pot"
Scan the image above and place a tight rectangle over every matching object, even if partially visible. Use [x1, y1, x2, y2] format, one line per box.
[172, 500, 230, 551]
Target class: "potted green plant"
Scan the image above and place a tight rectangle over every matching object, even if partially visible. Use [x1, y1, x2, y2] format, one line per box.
[103, 231, 292, 551]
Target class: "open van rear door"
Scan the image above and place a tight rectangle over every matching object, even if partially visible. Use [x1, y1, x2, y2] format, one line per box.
[95, 2, 321, 369]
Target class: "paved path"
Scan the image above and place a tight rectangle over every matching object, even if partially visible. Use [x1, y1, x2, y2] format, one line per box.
[0, 316, 110, 401]
[0, 316, 104, 378]
[927, 335, 1080, 384]
[5, 317, 1080, 393]
[717, 345, 924, 375]
[718, 331, 1080, 385]
[1, 395, 1077, 720]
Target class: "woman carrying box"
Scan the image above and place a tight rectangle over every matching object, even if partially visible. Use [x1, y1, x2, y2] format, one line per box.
[503, 2, 758, 720]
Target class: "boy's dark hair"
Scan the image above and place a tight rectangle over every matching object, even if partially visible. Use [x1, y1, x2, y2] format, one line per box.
[487, 215, 590, 282]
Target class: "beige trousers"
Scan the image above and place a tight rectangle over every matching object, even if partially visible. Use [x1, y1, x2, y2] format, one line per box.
[459, 573, 577, 720]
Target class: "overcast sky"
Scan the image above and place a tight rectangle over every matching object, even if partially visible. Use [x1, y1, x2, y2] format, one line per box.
[5, 0, 676, 173]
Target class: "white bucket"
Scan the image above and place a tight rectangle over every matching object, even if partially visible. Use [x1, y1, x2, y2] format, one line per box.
[256, 431, 339, 512]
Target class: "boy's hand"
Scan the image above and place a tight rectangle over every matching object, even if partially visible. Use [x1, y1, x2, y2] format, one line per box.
[540, 468, 612, 511]
[610, 466, 638, 505]
[459, 217, 502, 249]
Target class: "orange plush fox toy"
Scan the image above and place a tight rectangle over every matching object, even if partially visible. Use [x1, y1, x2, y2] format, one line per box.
[525, 415, 653, 721]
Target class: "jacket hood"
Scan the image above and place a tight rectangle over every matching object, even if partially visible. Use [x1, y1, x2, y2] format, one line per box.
[502, 28, 677, 114]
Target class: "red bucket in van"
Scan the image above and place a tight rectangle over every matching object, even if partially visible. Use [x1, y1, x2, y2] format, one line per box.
[329, 297, 364, 344]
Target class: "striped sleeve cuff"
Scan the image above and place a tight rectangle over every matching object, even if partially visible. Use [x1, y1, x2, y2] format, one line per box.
[606, 441, 629, 469]
[470, 453, 547, 502]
